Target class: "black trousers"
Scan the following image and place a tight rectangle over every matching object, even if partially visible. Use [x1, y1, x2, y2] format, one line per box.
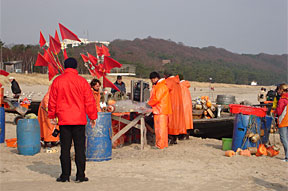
[59, 125, 86, 179]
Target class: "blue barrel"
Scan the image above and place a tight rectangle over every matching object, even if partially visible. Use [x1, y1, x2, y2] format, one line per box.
[232, 114, 261, 151]
[86, 112, 112, 161]
[260, 116, 272, 144]
[0, 107, 5, 143]
[17, 119, 41, 155]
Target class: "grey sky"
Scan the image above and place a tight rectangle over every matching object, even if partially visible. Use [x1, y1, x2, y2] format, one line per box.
[1, 0, 287, 54]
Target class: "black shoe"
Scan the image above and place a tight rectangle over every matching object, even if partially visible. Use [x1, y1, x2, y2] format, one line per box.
[56, 177, 70, 182]
[44, 142, 52, 148]
[75, 177, 89, 183]
[51, 141, 60, 147]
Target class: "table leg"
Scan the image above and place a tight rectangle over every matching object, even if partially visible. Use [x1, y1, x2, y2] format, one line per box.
[141, 117, 144, 150]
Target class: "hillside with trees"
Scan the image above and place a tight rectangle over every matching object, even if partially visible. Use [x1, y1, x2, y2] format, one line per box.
[0, 38, 286, 85]
[109, 37, 287, 85]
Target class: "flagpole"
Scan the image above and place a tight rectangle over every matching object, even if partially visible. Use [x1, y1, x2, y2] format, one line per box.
[49, 39, 64, 73]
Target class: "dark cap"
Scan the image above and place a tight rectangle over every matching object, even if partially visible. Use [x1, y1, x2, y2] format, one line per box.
[64, 58, 78, 69]
[117, 75, 122, 80]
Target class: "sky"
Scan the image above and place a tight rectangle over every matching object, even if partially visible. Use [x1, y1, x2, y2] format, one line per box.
[0, 0, 287, 55]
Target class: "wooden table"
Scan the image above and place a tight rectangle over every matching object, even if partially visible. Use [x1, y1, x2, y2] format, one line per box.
[111, 113, 148, 150]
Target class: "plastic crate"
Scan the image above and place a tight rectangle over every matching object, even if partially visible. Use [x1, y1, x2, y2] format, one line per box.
[229, 104, 267, 117]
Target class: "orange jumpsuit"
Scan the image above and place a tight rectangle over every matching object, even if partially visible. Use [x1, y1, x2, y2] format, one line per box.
[180, 80, 193, 130]
[165, 76, 187, 135]
[148, 79, 172, 149]
[38, 87, 59, 142]
[92, 89, 102, 112]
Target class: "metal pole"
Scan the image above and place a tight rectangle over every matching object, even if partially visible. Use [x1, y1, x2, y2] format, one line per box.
[0, 44, 2, 70]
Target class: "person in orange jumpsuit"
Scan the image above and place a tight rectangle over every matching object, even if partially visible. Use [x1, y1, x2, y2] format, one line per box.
[164, 72, 186, 144]
[38, 86, 59, 147]
[90, 79, 102, 112]
[148, 72, 172, 149]
[179, 75, 193, 139]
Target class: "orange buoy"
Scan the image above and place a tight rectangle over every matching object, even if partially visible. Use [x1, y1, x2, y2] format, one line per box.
[225, 150, 235, 157]
[256, 144, 267, 156]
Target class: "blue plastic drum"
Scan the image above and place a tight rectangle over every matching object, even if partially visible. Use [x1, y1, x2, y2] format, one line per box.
[0, 107, 5, 143]
[86, 112, 112, 161]
[232, 114, 261, 151]
[17, 119, 41, 155]
[260, 116, 272, 144]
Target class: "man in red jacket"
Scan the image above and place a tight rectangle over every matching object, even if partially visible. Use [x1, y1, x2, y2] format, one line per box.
[48, 58, 97, 183]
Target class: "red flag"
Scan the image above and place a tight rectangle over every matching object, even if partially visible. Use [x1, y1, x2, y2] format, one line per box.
[59, 23, 81, 42]
[102, 45, 110, 56]
[35, 53, 49, 66]
[63, 49, 68, 59]
[48, 63, 58, 81]
[81, 54, 101, 78]
[44, 49, 61, 72]
[49, 35, 61, 54]
[39, 31, 46, 47]
[96, 45, 103, 57]
[81, 54, 89, 63]
[103, 76, 120, 91]
[87, 53, 98, 67]
[54, 30, 60, 43]
[93, 69, 103, 79]
[103, 56, 122, 72]
[0, 70, 9, 76]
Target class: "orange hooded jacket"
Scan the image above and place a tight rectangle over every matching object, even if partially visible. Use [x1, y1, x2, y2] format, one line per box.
[148, 78, 172, 149]
[148, 79, 172, 115]
[180, 80, 193, 130]
[148, 79, 172, 149]
[92, 89, 102, 112]
[165, 76, 187, 135]
[38, 87, 59, 142]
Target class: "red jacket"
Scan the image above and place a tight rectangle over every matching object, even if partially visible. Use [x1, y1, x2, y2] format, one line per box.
[48, 68, 97, 125]
[276, 93, 288, 117]
[276, 92, 288, 128]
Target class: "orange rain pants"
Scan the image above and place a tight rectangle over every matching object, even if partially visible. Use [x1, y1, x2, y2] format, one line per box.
[180, 80, 193, 130]
[154, 114, 169, 149]
[38, 88, 59, 142]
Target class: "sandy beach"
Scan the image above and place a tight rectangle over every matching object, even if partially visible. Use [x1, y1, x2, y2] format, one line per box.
[0, 74, 287, 191]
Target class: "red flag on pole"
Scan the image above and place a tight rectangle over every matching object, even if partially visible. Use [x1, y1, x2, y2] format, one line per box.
[48, 63, 58, 81]
[103, 76, 120, 91]
[63, 49, 68, 59]
[102, 45, 110, 56]
[49, 35, 61, 55]
[44, 49, 62, 72]
[54, 30, 61, 43]
[0, 70, 9, 76]
[103, 56, 122, 72]
[39, 31, 46, 47]
[81, 54, 101, 78]
[58, 23, 81, 42]
[95, 45, 103, 57]
[87, 53, 98, 67]
[35, 53, 49, 66]
[80, 54, 89, 63]
[93, 69, 103, 79]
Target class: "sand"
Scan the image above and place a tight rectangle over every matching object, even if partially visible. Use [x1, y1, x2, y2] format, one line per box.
[0, 74, 287, 191]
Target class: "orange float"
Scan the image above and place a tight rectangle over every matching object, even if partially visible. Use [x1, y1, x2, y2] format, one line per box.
[225, 150, 235, 157]
[255, 144, 267, 157]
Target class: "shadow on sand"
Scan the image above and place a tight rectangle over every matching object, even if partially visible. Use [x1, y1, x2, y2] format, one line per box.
[205, 143, 222, 150]
[252, 176, 288, 191]
[26, 161, 60, 178]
